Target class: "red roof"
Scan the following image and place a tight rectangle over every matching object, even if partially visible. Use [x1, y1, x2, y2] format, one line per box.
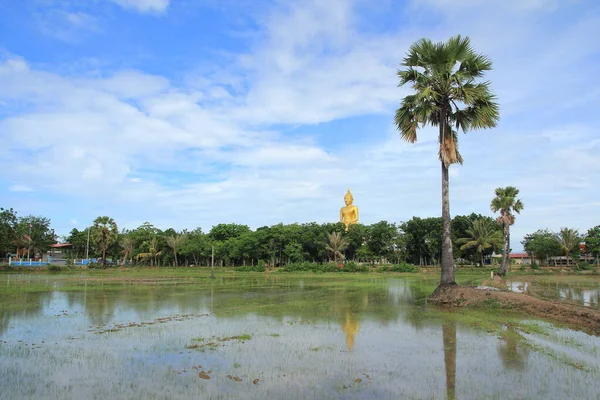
[509, 253, 530, 259]
[50, 243, 73, 248]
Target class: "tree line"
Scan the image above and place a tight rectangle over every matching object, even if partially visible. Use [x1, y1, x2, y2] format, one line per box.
[1, 205, 598, 268]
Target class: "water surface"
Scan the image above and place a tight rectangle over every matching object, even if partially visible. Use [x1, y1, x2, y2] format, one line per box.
[1, 272, 599, 399]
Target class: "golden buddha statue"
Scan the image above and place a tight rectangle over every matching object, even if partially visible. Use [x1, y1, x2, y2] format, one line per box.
[340, 188, 359, 231]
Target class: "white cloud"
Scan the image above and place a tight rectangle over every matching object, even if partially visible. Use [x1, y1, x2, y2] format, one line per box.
[108, 0, 170, 14]
[1, 0, 599, 253]
[8, 185, 35, 192]
[36, 10, 101, 43]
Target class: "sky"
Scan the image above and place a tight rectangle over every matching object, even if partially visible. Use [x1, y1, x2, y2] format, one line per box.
[0, 0, 599, 251]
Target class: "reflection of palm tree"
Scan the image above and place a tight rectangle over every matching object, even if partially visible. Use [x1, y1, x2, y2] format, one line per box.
[497, 329, 528, 371]
[442, 321, 456, 400]
[341, 310, 360, 351]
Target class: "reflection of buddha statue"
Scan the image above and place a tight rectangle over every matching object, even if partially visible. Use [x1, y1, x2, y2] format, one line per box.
[340, 188, 359, 231]
[341, 310, 360, 351]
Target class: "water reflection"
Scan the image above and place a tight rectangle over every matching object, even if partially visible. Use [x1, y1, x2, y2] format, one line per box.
[442, 321, 456, 400]
[508, 280, 600, 308]
[1, 275, 600, 400]
[341, 310, 359, 351]
[497, 328, 529, 371]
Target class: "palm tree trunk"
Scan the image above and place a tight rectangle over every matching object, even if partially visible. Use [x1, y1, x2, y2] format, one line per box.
[440, 160, 456, 286]
[174, 250, 178, 267]
[499, 224, 510, 276]
[102, 246, 106, 267]
[480, 252, 484, 268]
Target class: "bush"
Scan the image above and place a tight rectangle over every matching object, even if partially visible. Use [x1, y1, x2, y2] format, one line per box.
[530, 262, 540, 270]
[48, 264, 70, 272]
[377, 262, 418, 273]
[236, 264, 266, 272]
[575, 262, 593, 271]
[279, 261, 368, 273]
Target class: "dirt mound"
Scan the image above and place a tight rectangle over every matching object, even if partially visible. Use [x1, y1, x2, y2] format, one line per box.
[430, 284, 600, 335]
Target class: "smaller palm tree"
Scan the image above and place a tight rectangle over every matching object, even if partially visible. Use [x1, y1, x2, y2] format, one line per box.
[166, 234, 186, 267]
[136, 237, 161, 266]
[91, 216, 118, 267]
[458, 219, 502, 267]
[325, 231, 348, 263]
[120, 236, 135, 266]
[491, 187, 524, 276]
[557, 228, 580, 266]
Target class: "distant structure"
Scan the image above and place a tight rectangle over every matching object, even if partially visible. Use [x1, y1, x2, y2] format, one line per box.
[340, 188, 359, 231]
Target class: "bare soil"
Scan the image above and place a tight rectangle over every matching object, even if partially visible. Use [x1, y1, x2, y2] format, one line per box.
[430, 279, 600, 335]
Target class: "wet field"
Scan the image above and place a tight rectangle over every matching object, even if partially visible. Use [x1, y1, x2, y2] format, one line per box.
[1, 270, 599, 399]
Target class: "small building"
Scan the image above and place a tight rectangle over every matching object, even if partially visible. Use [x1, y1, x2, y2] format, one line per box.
[508, 253, 533, 265]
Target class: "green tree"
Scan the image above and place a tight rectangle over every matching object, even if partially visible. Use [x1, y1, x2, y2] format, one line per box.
[367, 221, 399, 262]
[521, 229, 562, 265]
[16, 215, 56, 258]
[457, 218, 502, 267]
[490, 186, 524, 276]
[557, 228, 581, 266]
[137, 236, 161, 266]
[66, 228, 90, 258]
[166, 234, 186, 267]
[401, 217, 443, 265]
[325, 231, 348, 263]
[120, 236, 135, 265]
[584, 225, 600, 266]
[0, 207, 18, 257]
[179, 228, 209, 266]
[395, 35, 500, 286]
[91, 216, 118, 266]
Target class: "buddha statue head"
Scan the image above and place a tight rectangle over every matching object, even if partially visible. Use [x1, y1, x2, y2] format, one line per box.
[344, 188, 354, 206]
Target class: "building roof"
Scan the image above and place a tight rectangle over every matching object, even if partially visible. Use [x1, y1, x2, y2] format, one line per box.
[509, 253, 530, 259]
[50, 243, 73, 248]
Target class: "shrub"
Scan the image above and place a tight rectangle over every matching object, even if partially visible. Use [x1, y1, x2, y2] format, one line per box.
[236, 265, 266, 272]
[279, 261, 367, 273]
[377, 262, 418, 273]
[530, 262, 540, 270]
[48, 264, 70, 272]
[575, 262, 593, 271]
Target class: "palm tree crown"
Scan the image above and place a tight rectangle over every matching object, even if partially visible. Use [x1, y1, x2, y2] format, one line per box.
[458, 218, 502, 266]
[490, 186, 524, 226]
[325, 231, 348, 263]
[395, 35, 500, 167]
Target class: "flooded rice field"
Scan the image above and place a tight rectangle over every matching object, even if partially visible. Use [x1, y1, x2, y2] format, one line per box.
[507, 276, 600, 308]
[1, 271, 599, 399]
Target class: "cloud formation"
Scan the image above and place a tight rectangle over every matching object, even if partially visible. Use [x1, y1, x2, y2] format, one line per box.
[0, 0, 599, 251]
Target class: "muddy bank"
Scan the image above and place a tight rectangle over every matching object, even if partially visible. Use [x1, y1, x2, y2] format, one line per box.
[430, 283, 600, 335]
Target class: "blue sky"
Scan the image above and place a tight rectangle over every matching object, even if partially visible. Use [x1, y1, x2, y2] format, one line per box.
[1, 0, 599, 251]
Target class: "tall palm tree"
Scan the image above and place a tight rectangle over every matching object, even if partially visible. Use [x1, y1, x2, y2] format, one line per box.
[91, 216, 118, 267]
[166, 234, 186, 267]
[120, 236, 135, 266]
[325, 231, 348, 263]
[395, 35, 500, 287]
[490, 187, 524, 276]
[458, 218, 502, 267]
[557, 228, 580, 266]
